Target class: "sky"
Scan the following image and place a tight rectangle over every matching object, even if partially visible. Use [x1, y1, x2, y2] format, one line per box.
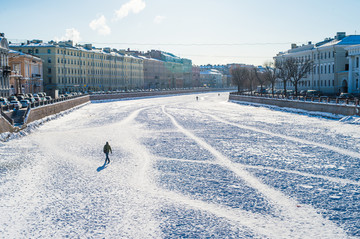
[1, 0, 360, 66]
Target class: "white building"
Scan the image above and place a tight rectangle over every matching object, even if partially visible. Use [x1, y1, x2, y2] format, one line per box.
[200, 69, 223, 88]
[346, 45, 360, 95]
[274, 32, 360, 95]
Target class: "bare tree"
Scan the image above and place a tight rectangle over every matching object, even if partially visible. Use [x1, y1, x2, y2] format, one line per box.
[263, 61, 278, 96]
[275, 58, 292, 97]
[288, 58, 313, 96]
[254, 68, 267, 95]
[247, 68, 257, 95]
[231, 67, 250, 93]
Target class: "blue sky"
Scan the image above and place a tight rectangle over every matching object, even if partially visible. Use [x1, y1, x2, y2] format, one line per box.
[1, 0, 360, 66]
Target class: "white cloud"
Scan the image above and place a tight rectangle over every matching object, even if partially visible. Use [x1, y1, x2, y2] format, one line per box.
[154, 15, 166, 24]
[115, 0, 146, 20]
[54, 28, 81, 43]
[89, 15, 111, 35]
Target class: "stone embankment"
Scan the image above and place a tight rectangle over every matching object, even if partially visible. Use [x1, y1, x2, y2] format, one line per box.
[229, 94, 360, 116]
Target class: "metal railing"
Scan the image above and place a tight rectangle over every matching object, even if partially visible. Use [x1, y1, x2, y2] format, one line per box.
[0, 94, 88, 125]
[230, 92, 360, 106]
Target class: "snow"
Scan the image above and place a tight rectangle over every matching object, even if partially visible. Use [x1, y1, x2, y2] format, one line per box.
[0, 92, 359, 238]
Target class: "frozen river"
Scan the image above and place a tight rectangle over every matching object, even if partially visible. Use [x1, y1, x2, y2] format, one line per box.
[0, 92, 359, 238]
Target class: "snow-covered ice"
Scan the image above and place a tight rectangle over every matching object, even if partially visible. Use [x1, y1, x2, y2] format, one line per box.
[0, 92, 359, 238]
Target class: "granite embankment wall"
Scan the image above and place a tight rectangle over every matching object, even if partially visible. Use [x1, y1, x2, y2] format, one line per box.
[0, 116, 13, 133]
[26, 95, 90, 124]
[229, 94, 360, 116]
[0, 96, 90, 134]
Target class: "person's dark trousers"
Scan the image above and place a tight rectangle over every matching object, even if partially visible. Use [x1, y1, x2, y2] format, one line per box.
[105, 153, 110, 164]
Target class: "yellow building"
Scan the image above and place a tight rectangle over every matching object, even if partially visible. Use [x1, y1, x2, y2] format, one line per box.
[8, 50, 43, 95]
[10, 40, 144, 96]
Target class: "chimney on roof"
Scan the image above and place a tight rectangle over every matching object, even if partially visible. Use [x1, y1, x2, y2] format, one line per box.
[335, 32, 346, 40]
[291, 43, 297, 49]
[0, 33, 4, 37]
[308, 41, 312, 45]
[103, 47, 111, 53]
[84, 44, 92, 50]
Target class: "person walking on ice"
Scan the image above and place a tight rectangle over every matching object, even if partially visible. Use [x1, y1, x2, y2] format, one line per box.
[103, 142, 112, 164]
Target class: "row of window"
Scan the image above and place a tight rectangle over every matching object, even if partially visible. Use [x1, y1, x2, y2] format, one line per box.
[280, 79, 360, 89]
[282, 79, 335, 88]
[292, 51, 336, 62]
[55, 57, 143, 68]
[313, 64, 335, 74]
[57, 77, 143, 86]
[55, 67, 143, 76]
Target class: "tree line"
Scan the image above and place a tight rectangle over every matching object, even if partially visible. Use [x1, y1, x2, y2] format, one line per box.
[231, 57, 313, 97]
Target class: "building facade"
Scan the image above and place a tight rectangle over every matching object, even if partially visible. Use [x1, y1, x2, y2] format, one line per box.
[200, 69, 224, 88]
[145, 50, 192, 88]
[192, 65, 201, 87]
[0, 33, 11, 97]
[274, 32, 360, 95]
[141, 57, 167, 89]
[8, 50, 43, 95]
[346, 45, 360, 94]
[10, 40, 144, 95]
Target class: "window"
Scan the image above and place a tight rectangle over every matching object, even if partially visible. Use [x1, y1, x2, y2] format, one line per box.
[48, 58, 51, 63]
[48, 68, 52, 74]
[48, 49, 51, 54]
[357, 79, 359, 89]
[35, 49, 39, 54]
[357, 57, 359, 68]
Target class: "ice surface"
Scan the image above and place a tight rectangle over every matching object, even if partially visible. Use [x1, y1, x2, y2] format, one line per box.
[0, 92, 359, 238]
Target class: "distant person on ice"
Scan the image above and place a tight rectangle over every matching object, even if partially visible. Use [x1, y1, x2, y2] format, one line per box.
[103, 142, 112, 164]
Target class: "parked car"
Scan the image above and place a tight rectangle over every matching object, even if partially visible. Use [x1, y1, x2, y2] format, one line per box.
[45, 96, 52, 101]
[33, 96, 42, 102]
[9, 100, 22, 109]
[26, 97, 36, 103]
[17, 95, 25, 101]
[306, 90, 321, 97]
[286, 90, 294, 96]
[20, 99, 30, 108]
[338, 93, 354, 99]
[8, 95, 18, 101]
[0, 97, 9, 106]
[299, 90, 307, 96]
